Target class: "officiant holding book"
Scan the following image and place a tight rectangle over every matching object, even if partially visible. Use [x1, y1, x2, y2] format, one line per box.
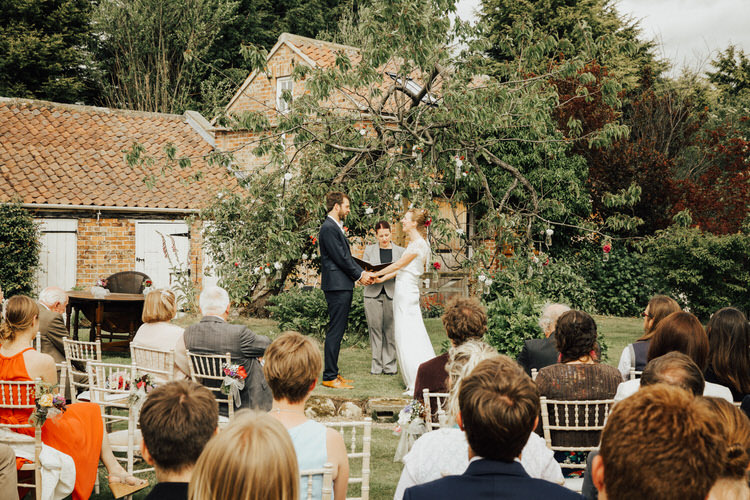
[363, 221, 404, 375]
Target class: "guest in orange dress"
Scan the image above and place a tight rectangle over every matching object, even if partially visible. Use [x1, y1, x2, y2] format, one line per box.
[0, 295, 148, 499]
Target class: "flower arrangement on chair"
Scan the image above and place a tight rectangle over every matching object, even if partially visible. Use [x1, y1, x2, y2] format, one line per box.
[221, 363, 248, 408]
[128, 374, 156, 416]
[394, 399, 426, 462]
[29, 382, 66, 427]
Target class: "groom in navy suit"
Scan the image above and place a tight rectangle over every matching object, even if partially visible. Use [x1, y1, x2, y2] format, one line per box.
[404, 356, 583, 500]
[319, 192, 375, 389]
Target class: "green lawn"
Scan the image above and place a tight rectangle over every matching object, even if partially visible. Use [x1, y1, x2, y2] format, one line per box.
[86, 313, 643, 500]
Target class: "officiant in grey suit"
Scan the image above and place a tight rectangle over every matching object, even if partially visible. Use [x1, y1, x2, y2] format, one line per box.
[363, 221, 404, 375]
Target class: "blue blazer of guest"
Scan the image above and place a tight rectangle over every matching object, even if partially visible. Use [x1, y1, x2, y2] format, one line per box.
[403, 458, 583, 500]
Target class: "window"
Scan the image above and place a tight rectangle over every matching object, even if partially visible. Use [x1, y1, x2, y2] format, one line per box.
[276, 77, 293, 113]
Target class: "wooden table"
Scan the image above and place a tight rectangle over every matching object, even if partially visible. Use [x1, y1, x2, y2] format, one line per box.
[65, 291, 145, 350]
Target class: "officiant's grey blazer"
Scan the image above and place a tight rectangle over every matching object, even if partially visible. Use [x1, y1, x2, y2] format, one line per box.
[183, 316, 272, 411]
[362, 243, 404, 299]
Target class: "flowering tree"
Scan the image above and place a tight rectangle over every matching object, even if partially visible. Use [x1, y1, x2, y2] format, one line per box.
[132, 0, 631, 305]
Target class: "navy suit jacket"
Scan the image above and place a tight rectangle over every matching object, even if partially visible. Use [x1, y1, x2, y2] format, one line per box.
[517, 333, 558, 376]
[403, 458, 583, 500]
[319, 216, 363, 291]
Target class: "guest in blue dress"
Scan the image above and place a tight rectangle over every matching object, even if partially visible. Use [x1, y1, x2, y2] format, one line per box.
[264, 332, 350, 500]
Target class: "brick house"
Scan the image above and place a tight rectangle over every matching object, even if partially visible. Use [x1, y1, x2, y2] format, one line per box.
[0, 97, 236, 292]
[216, 33, 471, 268]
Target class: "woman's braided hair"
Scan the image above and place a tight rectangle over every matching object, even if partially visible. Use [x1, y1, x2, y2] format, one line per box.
[555, 310, 598, 363]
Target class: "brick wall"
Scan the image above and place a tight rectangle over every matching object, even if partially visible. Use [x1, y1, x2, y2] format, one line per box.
[76, 218, 136, 287]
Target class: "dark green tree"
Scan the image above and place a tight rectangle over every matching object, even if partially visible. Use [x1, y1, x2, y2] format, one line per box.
[0, 0, 96, 103]
[0, 204, 40, 297]
[707, 45, 750, 97]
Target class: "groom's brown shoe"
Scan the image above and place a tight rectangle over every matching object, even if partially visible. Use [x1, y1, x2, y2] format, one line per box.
[337, 374, 354, 384]
[322, 378, 353, 389]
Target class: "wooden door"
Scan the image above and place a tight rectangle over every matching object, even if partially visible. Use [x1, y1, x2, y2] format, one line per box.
[134, 221, 190, 289]
[35, 218, 77, 291]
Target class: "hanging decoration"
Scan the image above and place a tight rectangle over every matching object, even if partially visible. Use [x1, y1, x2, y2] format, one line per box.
[602, 241, 612, 262]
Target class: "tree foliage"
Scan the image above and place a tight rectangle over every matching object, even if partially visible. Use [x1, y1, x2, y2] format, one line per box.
[93, 0, 238, 113]
[0, 0, 95, 103]
[707, 45, 750, 98]
[0, 204, 40, 297]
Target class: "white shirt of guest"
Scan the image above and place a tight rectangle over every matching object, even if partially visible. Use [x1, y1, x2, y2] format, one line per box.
[131, 321, 189, 380]
[614, 378, 733, 402]
[392, 427, 563, 500]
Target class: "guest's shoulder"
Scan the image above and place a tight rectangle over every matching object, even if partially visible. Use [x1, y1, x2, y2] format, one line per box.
[528, 477, 584, 498]
[418, 352, 449, 372]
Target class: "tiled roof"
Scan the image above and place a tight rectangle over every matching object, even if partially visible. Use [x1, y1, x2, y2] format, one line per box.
[0, 98, 234, 210]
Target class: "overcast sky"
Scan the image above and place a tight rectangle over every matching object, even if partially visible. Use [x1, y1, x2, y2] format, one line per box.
[455, 0, 750, 75]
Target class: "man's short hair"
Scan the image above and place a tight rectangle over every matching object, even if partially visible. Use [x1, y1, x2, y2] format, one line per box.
[538, 302, 570, 333]
[458, 355, 539, 462]
[39, 287, 67, 307]
[139, 380, 218, 472]
[263, 331, 322, 403]
[325, 191, 348, 213]
[599, 385, 725, 500]
[641, 352, 705, 396]
[199, 286, 230, 316]
[441, 298, 487, 346]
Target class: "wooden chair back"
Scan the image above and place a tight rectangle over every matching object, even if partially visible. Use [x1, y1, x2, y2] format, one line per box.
[422, 389, 449, 431]
[63, 337, 102, 403]
[531, 368, 538, 380]
[186, 351, 234, 421]
[0, 379, 42, 500]
[130, 344, 176, 382]
[300, 462, 333, 500]
[324, 418, 372, 500]
[105, 271, 151, 294]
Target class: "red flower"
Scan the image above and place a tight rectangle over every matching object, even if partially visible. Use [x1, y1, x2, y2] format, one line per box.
[137, 381, 145, 390]
[424, 218, 432, 227]
[237, 366, 248, 379]
[343, 226, 348, 233]
[234, 262, 239, 267]
[432, 262, 441, 270]
[602, 243, 612, 254]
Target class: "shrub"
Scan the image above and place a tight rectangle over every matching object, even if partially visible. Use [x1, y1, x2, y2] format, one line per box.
[483, 287, 543, 358]
[644, 226, 750, 320]
[267, 287, 368, 343]
[0, 204, 40, 297]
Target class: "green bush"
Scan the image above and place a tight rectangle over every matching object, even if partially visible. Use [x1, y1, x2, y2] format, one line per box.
[0, 204, 40, 297]
[537, 259, 597, 312]
[483, 288, 543, 358]
[267, 287, 368, 343]
[570, 246, 658, 317]
[644, 226, 750, 321]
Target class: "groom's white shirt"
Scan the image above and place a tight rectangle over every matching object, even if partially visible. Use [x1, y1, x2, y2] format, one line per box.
[327, 214, 346, 236]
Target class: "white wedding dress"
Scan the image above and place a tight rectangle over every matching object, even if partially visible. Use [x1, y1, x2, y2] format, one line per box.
[393, 237, 436, 392]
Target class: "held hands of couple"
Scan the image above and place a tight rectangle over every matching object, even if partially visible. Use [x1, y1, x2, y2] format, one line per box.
[358, 271, 378, 286]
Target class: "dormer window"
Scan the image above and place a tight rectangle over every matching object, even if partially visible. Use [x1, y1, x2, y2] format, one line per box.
[276, 77, 293, 113]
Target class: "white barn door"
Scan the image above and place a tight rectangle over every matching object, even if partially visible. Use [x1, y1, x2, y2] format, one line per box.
[35, 219, 78, 292]
[134, 221, 190, 290]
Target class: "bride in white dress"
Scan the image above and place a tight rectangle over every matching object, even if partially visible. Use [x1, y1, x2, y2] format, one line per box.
[374, 208, 436, 393]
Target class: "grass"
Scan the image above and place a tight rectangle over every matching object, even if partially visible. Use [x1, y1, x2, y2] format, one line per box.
[81, 313, 642, 500]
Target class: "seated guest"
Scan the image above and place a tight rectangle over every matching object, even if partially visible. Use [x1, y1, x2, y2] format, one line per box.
[395, 341, 562, 499]
[189, 411, 299, 500]
[131, 289, 190, 380]
[139, 380, 218, 500]
[183, 286, 271, 410]
[591, 385, 726, 500]
[0, 444, 17, 500]
[581, 352, 706, 500]
[263, 332, 349, 500]
[640, 352, 705, 395]
[403, 356, 582, 500]
[414, 297, 487, 402]
[614, 311, 732, 402]
[617, 295, 680, 380]
[535, 310, 621, 450]
[704, 307, 750, 401]
[696, 397, 750, 480]
[517, 302, 570, 376]
[37, 286, 68, 364]
[0, 295, 147, 499]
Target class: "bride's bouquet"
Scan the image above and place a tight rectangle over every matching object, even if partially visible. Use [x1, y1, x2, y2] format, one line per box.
[393, 399, 426, 462]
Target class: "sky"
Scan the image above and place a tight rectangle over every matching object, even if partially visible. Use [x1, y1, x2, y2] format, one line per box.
[455, 0, 750, 75]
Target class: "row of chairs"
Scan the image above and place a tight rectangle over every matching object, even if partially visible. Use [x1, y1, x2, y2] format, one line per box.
[2, 336, 372, 500]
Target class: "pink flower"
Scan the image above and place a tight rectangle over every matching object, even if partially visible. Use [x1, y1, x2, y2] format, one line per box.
[603, 243, 612, 254]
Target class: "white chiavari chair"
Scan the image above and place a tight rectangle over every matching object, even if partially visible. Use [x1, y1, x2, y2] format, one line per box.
[0, 379, 42, 500]
[422, 389, 449, 431]
[130, 344, 177, 383]
[540, 396, 615, 492]
[62, 337, 102, 403]
[324, 418, 371, 500]
[186, 350, 233, 425]
[300, 462, 333, 500]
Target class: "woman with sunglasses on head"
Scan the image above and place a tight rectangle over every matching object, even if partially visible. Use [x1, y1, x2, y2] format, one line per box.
[617, 295, 680, 380]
